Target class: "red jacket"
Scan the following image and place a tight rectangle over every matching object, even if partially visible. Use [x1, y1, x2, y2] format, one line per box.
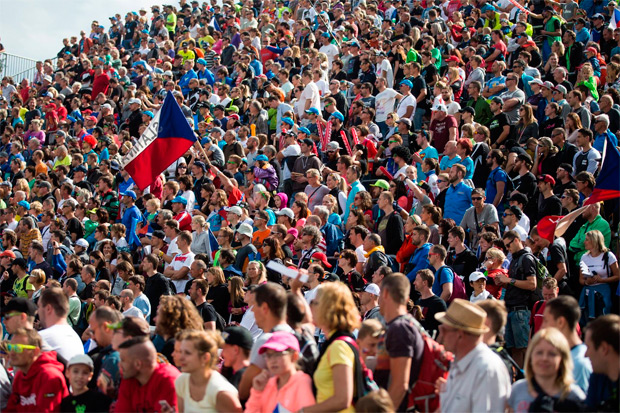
[6, 351, 69, 412]
[114, 362, 180, 413]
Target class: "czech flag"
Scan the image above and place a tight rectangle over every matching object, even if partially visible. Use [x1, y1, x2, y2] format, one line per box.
[584, 135, 620, 205]
[122, 91, 197, 190]
[206, 228, 220, 262]
[610, 7, 620, 30]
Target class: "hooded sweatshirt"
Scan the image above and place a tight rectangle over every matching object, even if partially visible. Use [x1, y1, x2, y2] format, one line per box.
[6, 351, 69, 412]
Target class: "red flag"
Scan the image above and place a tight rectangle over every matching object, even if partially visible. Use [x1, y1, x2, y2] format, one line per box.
[537, 216, 563, 243]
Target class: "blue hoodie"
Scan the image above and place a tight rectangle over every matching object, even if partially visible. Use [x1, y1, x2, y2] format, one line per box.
[406, 242, 433, 281]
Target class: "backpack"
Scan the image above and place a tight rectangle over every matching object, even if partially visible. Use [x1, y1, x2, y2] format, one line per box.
[333, 336, 378, 405]
[518, 252, 551, 289]
[406, 315, 454, 413]
[386, 254, 400, 273]
[489, 343, 525, 384]
[436, 266, 467, 304]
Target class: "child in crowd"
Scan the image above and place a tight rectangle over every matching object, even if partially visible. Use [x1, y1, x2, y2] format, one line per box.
[60, 354, 111, 413]
[469, 271, 494, 303]
[356, 319, 384, 369]
[245, 332, 315, 413]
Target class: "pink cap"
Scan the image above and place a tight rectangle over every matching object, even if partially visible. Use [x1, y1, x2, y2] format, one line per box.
[258, 331, 300, 354]
[586, 47, 598, 54]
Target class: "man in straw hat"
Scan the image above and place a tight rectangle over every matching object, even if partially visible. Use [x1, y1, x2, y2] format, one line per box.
[436, 298, 512, 411]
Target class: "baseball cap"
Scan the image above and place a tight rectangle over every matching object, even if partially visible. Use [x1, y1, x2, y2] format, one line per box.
[445, 55, 459, 63]
[363, 283, 381, 296]
[67, 354, 94, 370]
[305, 107, 320, 115]
[255, 154, 269, 162]
[490, 96, 503, 105]
[537, 174, 556, 186]
[224, 206, 243, 216]
[522, 39, 536, 47]
[399, 79, 413, 88]
[17, 200, 30, 210]
[319, 272, 340, 282]
[121, 190, 137, 200]
[298, 127, 311, 135]
[300, 138, 314, 147]
[508, 192, 528, 205]
[586, 47, 598, 54]
[397, 118, 412, 126]
[329, 111, 345, 122]
[326, 141, 341, 152]
[222, 326, 254, 350]
[109, 316, 150, 337]
[237, 223, 254, 238]
[553, 85, 567, 95]
[432, 104, 448, 113]
[76, 239, 89, 248]
[370, 179, 390, 190]
[152, 230, 166, 240]
[508, 205, 523, 220]
[459, 106, 475, 115]
[275, 208, 294, 219]
[541, 81, 554, 89]
[0, 250, 16, 259]
[128, 98, 141, 105]
[592, 13, 605, 19]
[529, 79, 544, 86]
[1, 297, 37, 316]
[281, 117, 294, 126]
[171, 196, 188, 205]
[310, 251, 332, 268]
[258, 331, 300, 354]
[469, 271, 487, 282]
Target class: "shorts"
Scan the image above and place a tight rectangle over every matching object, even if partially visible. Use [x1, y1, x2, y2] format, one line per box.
[505, 309, 531, 349]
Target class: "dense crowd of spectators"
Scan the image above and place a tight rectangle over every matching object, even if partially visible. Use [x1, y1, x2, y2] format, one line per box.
[0, 0, 619, 411]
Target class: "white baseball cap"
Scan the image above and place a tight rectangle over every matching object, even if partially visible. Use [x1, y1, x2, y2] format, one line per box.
[237, 223, 254, 238]
[363, 283, 381, 296]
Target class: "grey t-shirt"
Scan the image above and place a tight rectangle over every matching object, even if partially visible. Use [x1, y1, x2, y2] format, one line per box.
[249, 323, 296, 370]
[460, 204, 499, 248]
[500, 89, 526, 125]
[304, 184, 330, 212]
[507, 379, 585, 413]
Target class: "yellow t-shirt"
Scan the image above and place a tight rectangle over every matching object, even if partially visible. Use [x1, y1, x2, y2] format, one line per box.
[13, 276, 35, 298]
[313, 335, 356, 413]
[177, 49, 196, 64]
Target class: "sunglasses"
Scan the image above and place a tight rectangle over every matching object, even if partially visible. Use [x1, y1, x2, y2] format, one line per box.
[503, 212, 514, 217]
[472, 197, 483, 201]
[1, 343, 37, 353]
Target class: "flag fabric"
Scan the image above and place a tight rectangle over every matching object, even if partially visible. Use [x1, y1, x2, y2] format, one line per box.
[209, 16, 221, 32]
[128, 217, 142, 249]
[206, 228, 220, 262]
[122, 91, 197, 190]
[537, 215, 564, 243]
[584, 135, 620, 205]
[610, 8, 620, 30]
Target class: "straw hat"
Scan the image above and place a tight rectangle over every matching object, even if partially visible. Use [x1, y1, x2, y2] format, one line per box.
[435, 299, 490, 334]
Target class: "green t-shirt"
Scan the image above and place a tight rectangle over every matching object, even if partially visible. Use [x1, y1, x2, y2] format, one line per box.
[14, 276, 34, 298]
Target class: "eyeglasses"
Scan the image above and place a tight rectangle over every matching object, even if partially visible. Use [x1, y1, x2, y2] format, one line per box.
[472, 197, 483, 201]
[503, 212, 514, 217]
[387, 115, 393, 119]
[1, 343, 37, 353]
[437, 179, 444, 183]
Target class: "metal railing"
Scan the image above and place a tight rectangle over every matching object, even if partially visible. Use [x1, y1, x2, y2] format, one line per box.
[0, 53, 57, 84]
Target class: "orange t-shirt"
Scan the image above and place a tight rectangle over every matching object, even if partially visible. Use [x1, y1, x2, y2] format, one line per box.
[252, 228, 271, 257]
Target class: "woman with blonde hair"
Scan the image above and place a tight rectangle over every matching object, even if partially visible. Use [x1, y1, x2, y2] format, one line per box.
[321, 194, 342, 226]
[206, 267, 230, 320]
[28, 268, 46, 303]
[532, 137, 559, 176]
[190, 215, 210, 255]
[174, 330, 242, 412]
[565, 113, 583, 144]
[578, 229, 619, 319]
[516, 103, 539, 144]
[603, 61, 620, 93]
[156, 295, 205, 365]
[245, 261, 267, 287]
[306, 282, 361, 413]
[507, 328, 585, 412]
[326, 173, 348, 215]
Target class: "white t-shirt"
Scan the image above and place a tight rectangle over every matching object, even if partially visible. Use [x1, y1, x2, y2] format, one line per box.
[298, 82, 321, 118]
[175, 370, 238, 413]
[375, 88, 398, 122]
[281, 144, 301, 180]
[123, 306, 144, 318]
[39, 324, 84, 362]
[164, 237, 180, 269]
[239, 305, 263, 341]
[170, 251, 195, 293]
[396, 94, 416, 120]
[376, 59, 394, 89]
[580, 251, 617, 285]
[355, 245, 367, 266]
[319, 43, 340, 68]
[304, 285, 320, 304]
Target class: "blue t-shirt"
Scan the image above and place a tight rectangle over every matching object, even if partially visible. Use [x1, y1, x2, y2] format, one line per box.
[439, 155, 462, 172]
[416, 146, 439, 180]
[460, 156, 475, 179]
[486, 167, 508, 213]
[486, 76, 506, 99]
[444, 181, 473, 224]
[432, 266, 454, 297]
[594, 130, 618, 153]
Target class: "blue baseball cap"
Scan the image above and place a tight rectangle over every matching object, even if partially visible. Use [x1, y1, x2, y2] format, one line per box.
[255, 154, 269, 162]
[143, 111, 154, 118]
[330, 111, 345, 122]
[196, 58, 207, 65]
[121, 190, 137, 200]
[321, 32, 331, 38]
[481, 4, 496, 12]
[18, 200, 30, 210]
[282, 117, 294, 126]
[305, 107, 320, 115]
[298, 127, 311, 135]
[400, 80, 413, 88]
[171, 196, 188, 205]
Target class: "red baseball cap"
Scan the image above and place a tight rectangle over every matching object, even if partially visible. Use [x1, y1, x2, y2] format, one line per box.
[0, 250, 16, 259]
[586, 47, 598, 54]
[537, 174, 556, 186]
[310, 252, 332, 268]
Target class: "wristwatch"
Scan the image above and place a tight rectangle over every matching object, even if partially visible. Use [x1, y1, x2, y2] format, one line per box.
[510, 278, 516, 286]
